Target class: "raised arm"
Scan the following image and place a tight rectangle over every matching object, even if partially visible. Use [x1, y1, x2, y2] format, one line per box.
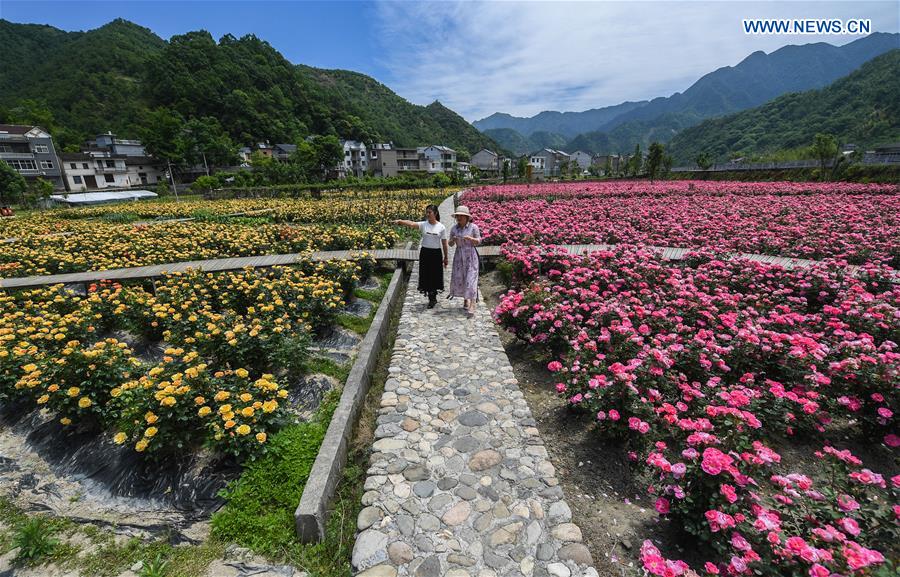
[393, 219, 420, 229]
[463, 224, 482, 246]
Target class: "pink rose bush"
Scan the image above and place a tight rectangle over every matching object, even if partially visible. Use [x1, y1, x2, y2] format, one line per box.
[493, 240, 899, 576]
[468, 181, 899, 266]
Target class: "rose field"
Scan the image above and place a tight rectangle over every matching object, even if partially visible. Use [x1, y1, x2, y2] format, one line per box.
[467, 181, 899, 265]
[480, 181, 899, 577]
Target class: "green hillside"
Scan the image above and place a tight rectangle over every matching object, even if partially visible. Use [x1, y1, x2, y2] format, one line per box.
[669, 49, 900, 163]
[0, 19, 496, 155]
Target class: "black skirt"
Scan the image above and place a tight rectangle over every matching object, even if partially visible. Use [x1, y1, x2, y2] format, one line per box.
[417, 247, 444, 295]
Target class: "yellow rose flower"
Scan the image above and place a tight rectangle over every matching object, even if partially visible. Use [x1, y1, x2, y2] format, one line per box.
[113, 432, 127, 444]
[67, 386, 80, 397]
[37, 394, 49, 404]
[145, 412, 158, 423]
[240, 393, 252, 402]
[262, 400, 278, 413]
[255, 432, 267, 443]
[241, 406, 255, 418]
[48, 384, 59, 392]
[224, 420, 236, 429]
[198, 406, 212, 417]
[235, 368, 249, 378]
[135, 439, 149, 452]
[214, 391, 230, 401]
[144, 427, 158, 438]
[236, 424, 251, 436]
[161, 396, 176, 407]
[22, 363, 37, 372]
[194, 396, 205, 405]
[60, 417, 72, 426]
[78, 397, 92, 409]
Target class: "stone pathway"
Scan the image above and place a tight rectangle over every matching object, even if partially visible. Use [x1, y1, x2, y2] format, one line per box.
[351, 197, 597, 577]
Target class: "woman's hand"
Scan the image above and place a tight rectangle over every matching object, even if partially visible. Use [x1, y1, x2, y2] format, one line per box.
[443, 256, 449, 268]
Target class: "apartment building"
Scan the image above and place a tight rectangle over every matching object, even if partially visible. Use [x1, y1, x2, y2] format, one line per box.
[0, 124, 65, 189]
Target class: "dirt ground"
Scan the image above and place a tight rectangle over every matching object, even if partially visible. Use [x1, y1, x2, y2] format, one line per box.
[480, 270, 679, 576]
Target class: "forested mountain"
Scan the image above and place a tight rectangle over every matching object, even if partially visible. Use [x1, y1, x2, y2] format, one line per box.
[484, 128, 571, 155]
[473, 32, 899, 155]
[474, 101, 645, 139]
[668, 50, 900, 163]
[0, 19, 496, 154]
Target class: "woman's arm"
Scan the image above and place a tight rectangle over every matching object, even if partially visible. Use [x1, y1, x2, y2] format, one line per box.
[463, 225, 481, 246]
[393, 219, 420, 229]
[448, 227, 457, 247]
[442, 238, 449, 267]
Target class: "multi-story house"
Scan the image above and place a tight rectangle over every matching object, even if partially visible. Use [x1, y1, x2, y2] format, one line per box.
[420, 145, 456, 173]
[471, 149, 500, 174]
[61, 132, 166, 191]
[0, 124, 65, 189]
[396, 148, 424, 173]
[528, 148, 570, 179]
[339, 140, 369, 178]
[273, 144, 297, 162]
[592, 154, 625, 174]
[60, 152, 129, 190]
[569, 150, 593, 172]
[368, 143, 398, 178]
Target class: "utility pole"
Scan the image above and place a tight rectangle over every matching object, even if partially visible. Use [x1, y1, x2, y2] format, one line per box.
[202, 151, 209, 176]
[167, 160, 179, 201]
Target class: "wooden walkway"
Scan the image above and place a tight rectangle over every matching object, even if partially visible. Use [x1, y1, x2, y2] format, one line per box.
[0, 249, 419, 289]
[1, 244, 889, 290]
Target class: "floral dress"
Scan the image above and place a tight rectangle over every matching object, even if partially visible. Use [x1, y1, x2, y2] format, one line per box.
[449, 222, 481, 300]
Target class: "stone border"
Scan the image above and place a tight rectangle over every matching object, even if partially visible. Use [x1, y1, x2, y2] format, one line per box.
[295, 261, 408, 542]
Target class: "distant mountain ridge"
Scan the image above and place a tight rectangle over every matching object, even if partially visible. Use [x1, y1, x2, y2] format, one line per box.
[0, 18, 497, 154]
[473, 32, 899, 155]
[668, 49, 900, 163]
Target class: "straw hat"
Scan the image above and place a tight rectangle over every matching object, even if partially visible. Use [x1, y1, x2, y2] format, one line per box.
[452, 205, 472, 218]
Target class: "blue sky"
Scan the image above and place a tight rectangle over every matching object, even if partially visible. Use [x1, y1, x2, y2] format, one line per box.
[1, 1, 898, 121]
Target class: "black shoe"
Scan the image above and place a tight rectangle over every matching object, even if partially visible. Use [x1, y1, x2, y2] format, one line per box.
[427, 297, 437, 308]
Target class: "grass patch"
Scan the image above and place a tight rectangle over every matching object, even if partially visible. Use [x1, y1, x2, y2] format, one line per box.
[336, 313, 371, 336]
[304, 356, 350, 382]
[338, 270, 393, 336]
[76, 535, 224, 577]
[210, 273, 405, 576]
[211, 393, 339, 558]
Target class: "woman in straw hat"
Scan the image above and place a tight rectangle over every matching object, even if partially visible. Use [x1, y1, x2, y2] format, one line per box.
[448, 205, 481, 316]
[394, 204, 448, 309]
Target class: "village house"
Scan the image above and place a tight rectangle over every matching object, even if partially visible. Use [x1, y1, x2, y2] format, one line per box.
[528, 148, 570, 179]
[569, 150, 593, 172]
[0, 124, 65, 189]
[471, 149, 500, 174]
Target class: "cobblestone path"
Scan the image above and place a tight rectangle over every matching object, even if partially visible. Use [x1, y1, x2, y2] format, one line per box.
[350, 199, 598, 577]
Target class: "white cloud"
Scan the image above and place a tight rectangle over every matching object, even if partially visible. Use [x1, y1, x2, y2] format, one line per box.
[373, 0, 899, 121]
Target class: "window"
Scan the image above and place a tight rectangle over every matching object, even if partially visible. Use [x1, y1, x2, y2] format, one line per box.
[0, 145, 12, 152]
[82, 163, 89, 169]
[105, 160, 115, 168]
[345, 151, 350, 156]
[8, 159, 37, 171]
[371, 151, 377, 159]
[33, 145, 49, 154]
[73, 176, 83, 184]
[40, 160, 53, 169]
[70, 163, 77, 169]
[104, 174, 114, 183]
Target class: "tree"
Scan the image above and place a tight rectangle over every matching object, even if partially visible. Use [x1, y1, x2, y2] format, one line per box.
[661, 154, 673, 179]
[812, 133, 838, 179]
[432, 173, 451, 189]
[559, 160, 570, 179]
[0, 160, 27, 205]
[24, 177, 54, 208]
[604, 157, 612, 177]
[646, 142, 665, 182]
[140, 107, 186, 167]
[629, 143, 642, 177]
[517, 157, 528, 179]
[181, 117, 237, 169]
[695, 152, 712, 171]
[501, 159, 510, 183]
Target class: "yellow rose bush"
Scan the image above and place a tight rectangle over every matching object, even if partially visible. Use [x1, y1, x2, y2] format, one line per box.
[34, 338, 139, 428]
[0, 259, 365, 458]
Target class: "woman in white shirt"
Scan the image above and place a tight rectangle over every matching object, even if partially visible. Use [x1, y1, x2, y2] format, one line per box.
[394, 204, 449, 308]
